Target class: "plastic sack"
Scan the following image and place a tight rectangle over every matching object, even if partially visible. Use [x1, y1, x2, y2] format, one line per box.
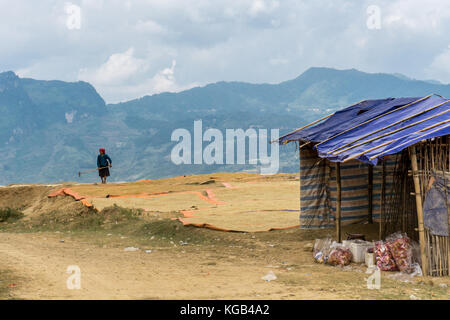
[386, 232, 413, 272]
[409, 263, 422, 277]
[313, 237, 332, 255]
[314, 251, 325, 264]
[327, 247, 353, 266]
[375, 240, 398, 271]
[313, 237, 332, 264]
[386, 263, 423, 282]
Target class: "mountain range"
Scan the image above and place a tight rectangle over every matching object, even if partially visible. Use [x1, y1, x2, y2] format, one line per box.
[1, 67, 449, 185]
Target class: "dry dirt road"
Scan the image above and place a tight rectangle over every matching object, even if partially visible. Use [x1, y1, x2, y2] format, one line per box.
[0, 231, 340, 300]
[1, 227, 449, 300]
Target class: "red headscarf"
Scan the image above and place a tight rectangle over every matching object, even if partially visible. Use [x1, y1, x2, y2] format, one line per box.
[99, 148, 106, 153]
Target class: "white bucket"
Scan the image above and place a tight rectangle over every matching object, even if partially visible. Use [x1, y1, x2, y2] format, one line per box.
[350, 241, 374, 263]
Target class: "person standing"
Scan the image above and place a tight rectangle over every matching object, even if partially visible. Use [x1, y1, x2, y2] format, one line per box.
[97, 148, 112, 184]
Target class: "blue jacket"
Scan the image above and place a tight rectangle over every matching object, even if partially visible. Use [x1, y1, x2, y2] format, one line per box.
[97, 154, 112, 168]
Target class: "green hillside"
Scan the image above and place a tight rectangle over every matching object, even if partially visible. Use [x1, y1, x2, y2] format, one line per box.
[0, 67, 449, 184]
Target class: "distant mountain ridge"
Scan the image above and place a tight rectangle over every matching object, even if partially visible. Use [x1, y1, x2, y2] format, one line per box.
[1, 67, 449, 184]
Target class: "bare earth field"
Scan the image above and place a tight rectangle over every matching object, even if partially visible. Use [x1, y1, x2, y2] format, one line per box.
[0, 173, 448, 300]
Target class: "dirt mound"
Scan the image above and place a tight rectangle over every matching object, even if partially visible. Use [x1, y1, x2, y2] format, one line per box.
[24, 196, 92, 219]
[0, 186, 53, 210]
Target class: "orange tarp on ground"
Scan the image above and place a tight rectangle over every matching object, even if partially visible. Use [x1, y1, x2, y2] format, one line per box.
[48, 188, 85, 201]
[175, 220, 300, 232]
[48, 188, 93, 207]
[46, 175, 300, 232]
[174, 208, 300, 232]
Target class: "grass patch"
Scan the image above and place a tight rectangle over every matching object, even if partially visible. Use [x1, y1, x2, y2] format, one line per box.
[0, 204, 238, 248]
[0, 208, 24, 223]
[24, 209, 104, 232]
[133, 219, 236, 246]
[0, 204, 141, 232]
[56, 205, 139, 231]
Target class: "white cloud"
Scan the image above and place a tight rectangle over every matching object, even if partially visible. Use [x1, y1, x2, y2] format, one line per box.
[248, 0, 279, 17]
[78, 48, 147, 85]
[78, 57, 198, 103]
[249, 0, 266, 16]
[3, 0, 450, 103]
[130, 59, 199, 98]
[151, 59, 177, 93]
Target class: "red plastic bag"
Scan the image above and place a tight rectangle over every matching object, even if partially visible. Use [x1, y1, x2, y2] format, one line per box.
[386, 232, 413, 272]
[375, 240, 398, 271]
[327, 247, 353, 266]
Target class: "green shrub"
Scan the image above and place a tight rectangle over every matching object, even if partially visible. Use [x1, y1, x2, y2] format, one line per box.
[0, 208, 24, 223]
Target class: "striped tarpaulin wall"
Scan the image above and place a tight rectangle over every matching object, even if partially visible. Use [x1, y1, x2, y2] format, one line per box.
[329, 160, 370, 226]
[299, 146, 399, 229]
[372, 154, 398, 223]
[299, 146, 334, 228]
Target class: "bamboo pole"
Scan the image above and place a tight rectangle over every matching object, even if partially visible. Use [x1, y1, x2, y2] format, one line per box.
[432, 235, 436, 275]
[328, 100, 450, 154]
[331, 107, 450, 156]
[315, 95, 433, 147]
[369, 121, 450, 161]
[299, 144, 302, 217]
[343, 121, 448, 163]
[380, 158, 386, 240]
[409, 146, 428, 276]
[343, 140, 394, 162]
[439, 238, 442, 276]
[368, 164, 373, 224]
[444, 137, 450, 275]
[298, 141, 311, 150]
[274, 112, 335, 143]
[426, 229, 432, 276]
[277, 99, 371, 144]
[336, 162, 342, 243]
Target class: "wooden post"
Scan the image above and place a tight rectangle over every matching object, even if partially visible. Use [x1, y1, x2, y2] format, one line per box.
[368, 164, 373, 224]
[299, 144, 302, 217]
[409, 146, 428, 276]
[380, 159, 386, 240]
[336, 162, 342, 243]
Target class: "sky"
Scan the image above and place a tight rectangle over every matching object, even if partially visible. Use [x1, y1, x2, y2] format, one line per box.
[1, 0, 450, 103]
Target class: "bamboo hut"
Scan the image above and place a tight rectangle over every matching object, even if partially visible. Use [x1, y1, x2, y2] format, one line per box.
[277, 94, 450, 276]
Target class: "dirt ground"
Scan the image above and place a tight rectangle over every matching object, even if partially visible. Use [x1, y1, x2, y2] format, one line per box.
[0, 173, 449, 300]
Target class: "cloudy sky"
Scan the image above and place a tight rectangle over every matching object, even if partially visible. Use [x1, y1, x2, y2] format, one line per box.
[1, 0, 450, 103]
